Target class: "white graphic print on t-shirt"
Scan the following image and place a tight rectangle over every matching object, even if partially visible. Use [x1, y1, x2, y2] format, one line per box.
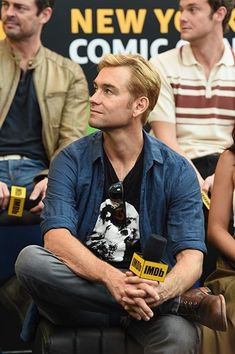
[86, 198, 140, 262]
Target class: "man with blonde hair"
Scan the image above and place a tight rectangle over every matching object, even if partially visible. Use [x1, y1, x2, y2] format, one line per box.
[16, 54, 226, 353]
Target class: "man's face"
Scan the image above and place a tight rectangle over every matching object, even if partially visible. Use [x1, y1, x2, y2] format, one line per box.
[179, 0, 217, 43]
[89, 66, 136, 131]
[1, 0, 46, 41]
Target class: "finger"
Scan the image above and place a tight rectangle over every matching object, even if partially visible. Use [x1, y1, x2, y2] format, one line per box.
[201, 183, 209, 194]
[137, 283, 160, 300]
[125, 271, 134, 277]
[124, 287, 147, 298]
[134, 297, 154, 318]
[122, 295, 159, 308]
[124, 275, 145, 284]
[201, 176, 213, 194]
[30, 200, 44, 214]
[125, 276, 158, 287]
[124, 301, 153, 321]
[144, 297, 160, 305]
[124, 306, 150, 321]
[121, 296, 136, 305]
[126, 310, 142, 321]
[30, 178, 48, 200]
[125, 282, 159, 302]
[0, 183, 10, 209]
[30, 185, 41, 200]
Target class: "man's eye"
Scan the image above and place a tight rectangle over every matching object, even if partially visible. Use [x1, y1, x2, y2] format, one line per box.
[15, 4, 27, 11]
[2, 2, 9, 8]
[104, 89, 112, 95]
[189, 6, 198, 13]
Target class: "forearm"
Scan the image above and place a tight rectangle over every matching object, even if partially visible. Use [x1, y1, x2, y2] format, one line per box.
[44, 228, 122, 286]
[149, 250, 203, 306]
[208, 225, 235, 262]
[151, 121, 204, 187]
[123, 253, 201, 310]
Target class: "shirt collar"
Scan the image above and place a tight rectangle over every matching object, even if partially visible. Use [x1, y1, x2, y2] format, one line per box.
[143, 130, 164, 165]
[90, 130, 164, 166]
[3, 39, 45, 69]
[181, 40, 235, 67]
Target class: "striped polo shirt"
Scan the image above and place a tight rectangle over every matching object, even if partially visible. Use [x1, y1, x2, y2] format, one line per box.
[148, 41, 235, 159]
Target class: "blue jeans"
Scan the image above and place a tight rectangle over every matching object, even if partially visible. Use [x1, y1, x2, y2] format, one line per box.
[15, 246, 201, 354]
[0, 159, 47, 193]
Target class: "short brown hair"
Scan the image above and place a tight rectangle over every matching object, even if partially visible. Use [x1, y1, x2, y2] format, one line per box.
[35, 0, 55, 14]
[98, 54, 161, 125]
[208, 0, 235, 32]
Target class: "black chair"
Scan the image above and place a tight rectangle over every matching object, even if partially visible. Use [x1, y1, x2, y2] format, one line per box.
[33, 319, 143, 354]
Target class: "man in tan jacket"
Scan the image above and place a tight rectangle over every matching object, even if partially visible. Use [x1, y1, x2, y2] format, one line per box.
[0, 0, 89, 214]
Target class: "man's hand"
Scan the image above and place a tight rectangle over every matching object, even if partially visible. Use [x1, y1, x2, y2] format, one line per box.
[0, 181, 10, 210]
[29, 177, 48, 214]
[124, 271, 160, 303]
[121, 272, 161, 321]
[201, 174, 214, 194]
[104, 268, 155, 321]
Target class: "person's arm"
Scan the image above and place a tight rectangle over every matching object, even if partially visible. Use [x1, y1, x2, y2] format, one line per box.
[151, 121, 205, 187]
[123, 156, 205, 312]
[151, 121, 215, 193]
[208, 150, 235, 261]
[154, 249, 203, 302]
[148, 55, 212, 192]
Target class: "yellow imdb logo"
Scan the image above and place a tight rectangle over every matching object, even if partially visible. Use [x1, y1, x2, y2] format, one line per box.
[129, 252, 168, 282]
[8, 186, 26, 217]
[0, 21, 6, 40]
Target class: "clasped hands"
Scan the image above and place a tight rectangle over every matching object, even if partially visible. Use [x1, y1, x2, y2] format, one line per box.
[121, 271, 163, 322]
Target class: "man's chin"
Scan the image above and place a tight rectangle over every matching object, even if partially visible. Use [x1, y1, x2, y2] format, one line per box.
[180, 31, 193, 42]
[89, 120, 101, 130]
[4, 31, 21, 41]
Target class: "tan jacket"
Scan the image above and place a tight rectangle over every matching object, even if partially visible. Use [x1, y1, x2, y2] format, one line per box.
[0, 40, 90, 178]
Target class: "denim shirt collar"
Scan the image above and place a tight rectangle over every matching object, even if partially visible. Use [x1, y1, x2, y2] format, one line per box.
[90, 129, 164, 167]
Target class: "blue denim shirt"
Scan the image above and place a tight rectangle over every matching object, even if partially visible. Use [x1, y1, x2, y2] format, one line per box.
[41, 130, 206, 268]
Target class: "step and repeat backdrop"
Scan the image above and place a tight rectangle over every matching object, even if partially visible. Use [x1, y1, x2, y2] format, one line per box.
[1, 0, 235, 91]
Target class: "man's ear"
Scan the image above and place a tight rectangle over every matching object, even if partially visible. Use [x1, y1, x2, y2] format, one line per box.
[39, 7, 53, 26]
[214, 6, 227, 24]
[133, 96, 149, 117]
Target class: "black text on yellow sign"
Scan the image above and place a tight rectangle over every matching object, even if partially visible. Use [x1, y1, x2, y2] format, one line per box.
[8, 186, 26, 217]
[201, 191, 210, 210]
[129, 252, 168, 282]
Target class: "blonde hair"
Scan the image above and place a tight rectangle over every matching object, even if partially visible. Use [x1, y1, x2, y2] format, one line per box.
[98, 54, 161, 125]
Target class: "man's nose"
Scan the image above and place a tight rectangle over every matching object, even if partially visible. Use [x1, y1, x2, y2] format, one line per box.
[90, 90, 101, 105]
[5, 5, 16, 17]
[179, 10, 188, 23]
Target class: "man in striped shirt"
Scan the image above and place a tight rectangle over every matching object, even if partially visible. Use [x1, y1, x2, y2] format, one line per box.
[148, 0, 235, 194]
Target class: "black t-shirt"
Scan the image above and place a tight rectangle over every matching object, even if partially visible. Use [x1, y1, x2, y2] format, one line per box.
[85, 149, 144, 268]
[0, 70, 49, 166]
